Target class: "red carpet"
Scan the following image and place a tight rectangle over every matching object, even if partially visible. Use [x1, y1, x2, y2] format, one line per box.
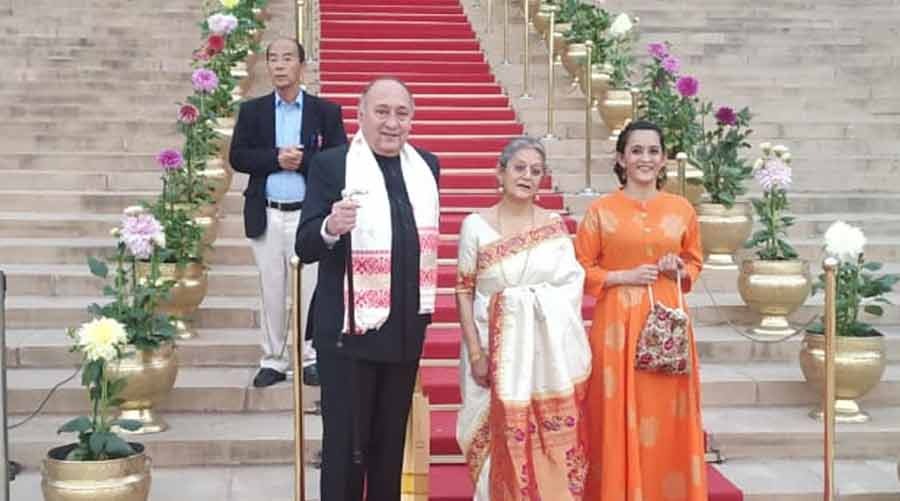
[319, 0, 743, 498]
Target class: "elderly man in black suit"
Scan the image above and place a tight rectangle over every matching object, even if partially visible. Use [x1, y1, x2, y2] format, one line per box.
[296, 77, 440, 501]
[230, 38, 347, 388]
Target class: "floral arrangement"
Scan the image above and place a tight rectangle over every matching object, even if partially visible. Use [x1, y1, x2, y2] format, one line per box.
[745, 143, 798, 260]
[87, 207, 176, 351]
[58, 317, 141, 460]
[692, 103, 754, 207]
[562, 2, 612, 65]
[809, 221, 899, 336]
[637, 41, 704, 159]
[604, 13, 638, 88]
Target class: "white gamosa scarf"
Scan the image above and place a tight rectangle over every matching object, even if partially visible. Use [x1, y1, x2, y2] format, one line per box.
[342, 130, 439, 334]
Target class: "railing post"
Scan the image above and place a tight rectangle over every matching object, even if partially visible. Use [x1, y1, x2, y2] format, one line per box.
[0, 271, 9, 501]
[519, 0, 531, 99]
[542, 5, 559, 140]
[822, 257, 838, 501]
[290, 258, 305, 501]
[578, 41, 595, 196]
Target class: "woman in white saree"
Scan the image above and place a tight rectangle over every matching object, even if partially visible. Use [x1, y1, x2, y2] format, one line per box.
[455, 137, 592, 500]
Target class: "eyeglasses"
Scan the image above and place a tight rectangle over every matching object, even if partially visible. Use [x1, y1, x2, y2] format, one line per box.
[508, 163, 546, 177]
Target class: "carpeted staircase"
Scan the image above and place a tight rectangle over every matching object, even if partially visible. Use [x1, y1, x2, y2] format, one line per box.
[318, 0, 742, 498]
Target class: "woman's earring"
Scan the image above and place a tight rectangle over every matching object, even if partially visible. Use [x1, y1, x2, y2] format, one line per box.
[497, 185, 504, 193]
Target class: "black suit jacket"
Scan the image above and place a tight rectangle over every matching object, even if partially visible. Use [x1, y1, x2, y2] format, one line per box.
[296, 144, 441, 363]
[229, 90, 347, 238]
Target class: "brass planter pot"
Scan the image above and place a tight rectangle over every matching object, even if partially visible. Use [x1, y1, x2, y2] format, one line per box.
[551, 23, 571, 65]
[799, 332, 886, 423]
[582, 64, 612, 108]
[663, 158, 705, 205]
[107, 342, 178, 434]
[198, 157, 233, 206]
[213, 117, 236, 165]
[737, 259, 811, 338]
[172, 203, 219, 248]
[562, 42, 586, 82]
[138, 261, 208, 339]
[42, 443, 151, 501]
[533, 5, 552, 35]
[597, 89, 633, 139]
[696, 202, 753, 270]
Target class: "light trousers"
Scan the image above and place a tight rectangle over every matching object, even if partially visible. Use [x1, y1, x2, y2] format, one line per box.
[249, 207, 318, 372]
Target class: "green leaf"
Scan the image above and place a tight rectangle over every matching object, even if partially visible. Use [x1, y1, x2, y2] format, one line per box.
[88, 257, 109, 278]
[65, 445, 91, 461]
[862, 262, 883, 271]
[863, 304, 884, 317]
[111, 419, 143, 432]
[104, 434, 136, 458]
[806, 321, 825, 334]
[58, 416, 93, 434]
[89, 431, 110, 456]
[81, 360, 101, 387]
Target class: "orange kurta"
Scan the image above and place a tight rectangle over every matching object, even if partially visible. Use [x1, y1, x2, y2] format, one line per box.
[574, 190, 708, 501]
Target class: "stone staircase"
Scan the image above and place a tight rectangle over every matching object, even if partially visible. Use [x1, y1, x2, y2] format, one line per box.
[2, 0, 900, 500]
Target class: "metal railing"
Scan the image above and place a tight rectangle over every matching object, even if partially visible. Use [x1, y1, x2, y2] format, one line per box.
[1, 271, 9, 501]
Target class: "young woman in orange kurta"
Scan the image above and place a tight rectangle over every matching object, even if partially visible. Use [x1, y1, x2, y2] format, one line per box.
[574, 121, 708, 500]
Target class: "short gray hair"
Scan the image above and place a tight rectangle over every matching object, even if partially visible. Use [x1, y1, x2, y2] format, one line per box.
[498, 136, 546, 170]
[357, 76, 415, 113]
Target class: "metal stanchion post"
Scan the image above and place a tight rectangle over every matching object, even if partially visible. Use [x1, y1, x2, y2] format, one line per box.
[502, 0, 510, 64]
[542, 6, 559, 140]
[823, 257, 838, 501]
[677, 152, 688, 197]
[307, 0, 317, 63]
[578, 41, 595, 196]
[0, 271, 9, 500]
[296, 0, 305, 49]
[519, 0, 531, 99]
[290, 258, 306, 501]
[486, 0, 493, 33]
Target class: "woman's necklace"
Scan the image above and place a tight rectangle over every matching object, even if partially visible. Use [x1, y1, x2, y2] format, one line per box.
[496, 203, 536, 287]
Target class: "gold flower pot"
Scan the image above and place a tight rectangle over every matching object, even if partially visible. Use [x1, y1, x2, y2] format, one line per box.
[138, 261, 208, 339]
[562, 43, 587, 82]
[533, 4, 553, 36]
[696, 202, 753, 270]
[738, 259, 811, 338]
[42, 443, 151, 501]
[213, 117, 236, 163]
[597, 89, 633, 139]
[662, 158, 705, 205]
[172, 203, 219, 248]
[582, 64, 612, 108]
[198, 158, 233, 205]
[107, 342, 178, 434]
[551, 23, 571, 65]
[799, 332, 886, 423]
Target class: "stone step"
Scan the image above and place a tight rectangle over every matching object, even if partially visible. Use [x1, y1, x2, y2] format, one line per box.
[4, 288, 900, 329]
[11, 465, 322, 501]
[706, 405, 900, 459]
[7, 412, 320, 469]
[15, 359, 897, 414]
[716, 458, 900, 501]
[4, 366, 323, 415]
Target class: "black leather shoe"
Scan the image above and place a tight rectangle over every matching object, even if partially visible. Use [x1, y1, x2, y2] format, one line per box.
[253, 368, 286, 388]
[302, 364, 320, 386]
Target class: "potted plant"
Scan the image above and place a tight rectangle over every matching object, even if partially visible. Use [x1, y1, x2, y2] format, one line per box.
[637, 41, 705, 204]
[596, 12, 638, 139]
[561, 2, 610, 88]
[41, 317, 152, 500]
[738, 144, 811, 338]
[693, 104, 754, 269]
[800, 221, 898, 423]
[88, 207, 179, 433]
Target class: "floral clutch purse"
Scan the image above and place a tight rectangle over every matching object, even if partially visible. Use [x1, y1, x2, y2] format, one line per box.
[634, 273, 691, 375]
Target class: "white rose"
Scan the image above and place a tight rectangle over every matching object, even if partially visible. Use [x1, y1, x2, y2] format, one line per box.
[824, 221, 866, 264]
[609, 13, 633, 37]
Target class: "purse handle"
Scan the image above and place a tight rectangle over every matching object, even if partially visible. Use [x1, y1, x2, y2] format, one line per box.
[646, 270, 684, 311]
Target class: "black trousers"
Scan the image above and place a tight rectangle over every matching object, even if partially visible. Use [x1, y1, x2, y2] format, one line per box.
[318, 349, 420, 501]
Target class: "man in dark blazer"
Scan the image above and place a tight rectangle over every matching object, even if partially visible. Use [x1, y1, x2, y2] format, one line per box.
[296, 77, 440, 501]
[230, 38, 347, 388]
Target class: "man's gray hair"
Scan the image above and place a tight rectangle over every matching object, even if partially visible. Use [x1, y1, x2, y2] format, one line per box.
[357, 76, 415, 113]
[498, 136, 546, 170]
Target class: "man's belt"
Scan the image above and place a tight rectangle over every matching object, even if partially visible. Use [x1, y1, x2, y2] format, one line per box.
[266, 200, 303, 211]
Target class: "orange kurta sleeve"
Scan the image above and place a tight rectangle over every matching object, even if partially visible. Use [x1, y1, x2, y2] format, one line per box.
[679, 207, 703, 293]
[574, 205, 609, 299]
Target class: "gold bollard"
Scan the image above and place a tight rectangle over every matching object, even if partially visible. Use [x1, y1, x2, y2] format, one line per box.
[296, 0, 305, 48]
[290, 257, 306, 501]
[307, 0, 317, 63]
[487, 0, 493, 33]
[543, 5, 559, 140]
[822, 256, 838, 501]
[502, 0, 510, 64]
[578, 41, 595, 195]
[519, 0, 531, 99]
[676, 152, 688, 197]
